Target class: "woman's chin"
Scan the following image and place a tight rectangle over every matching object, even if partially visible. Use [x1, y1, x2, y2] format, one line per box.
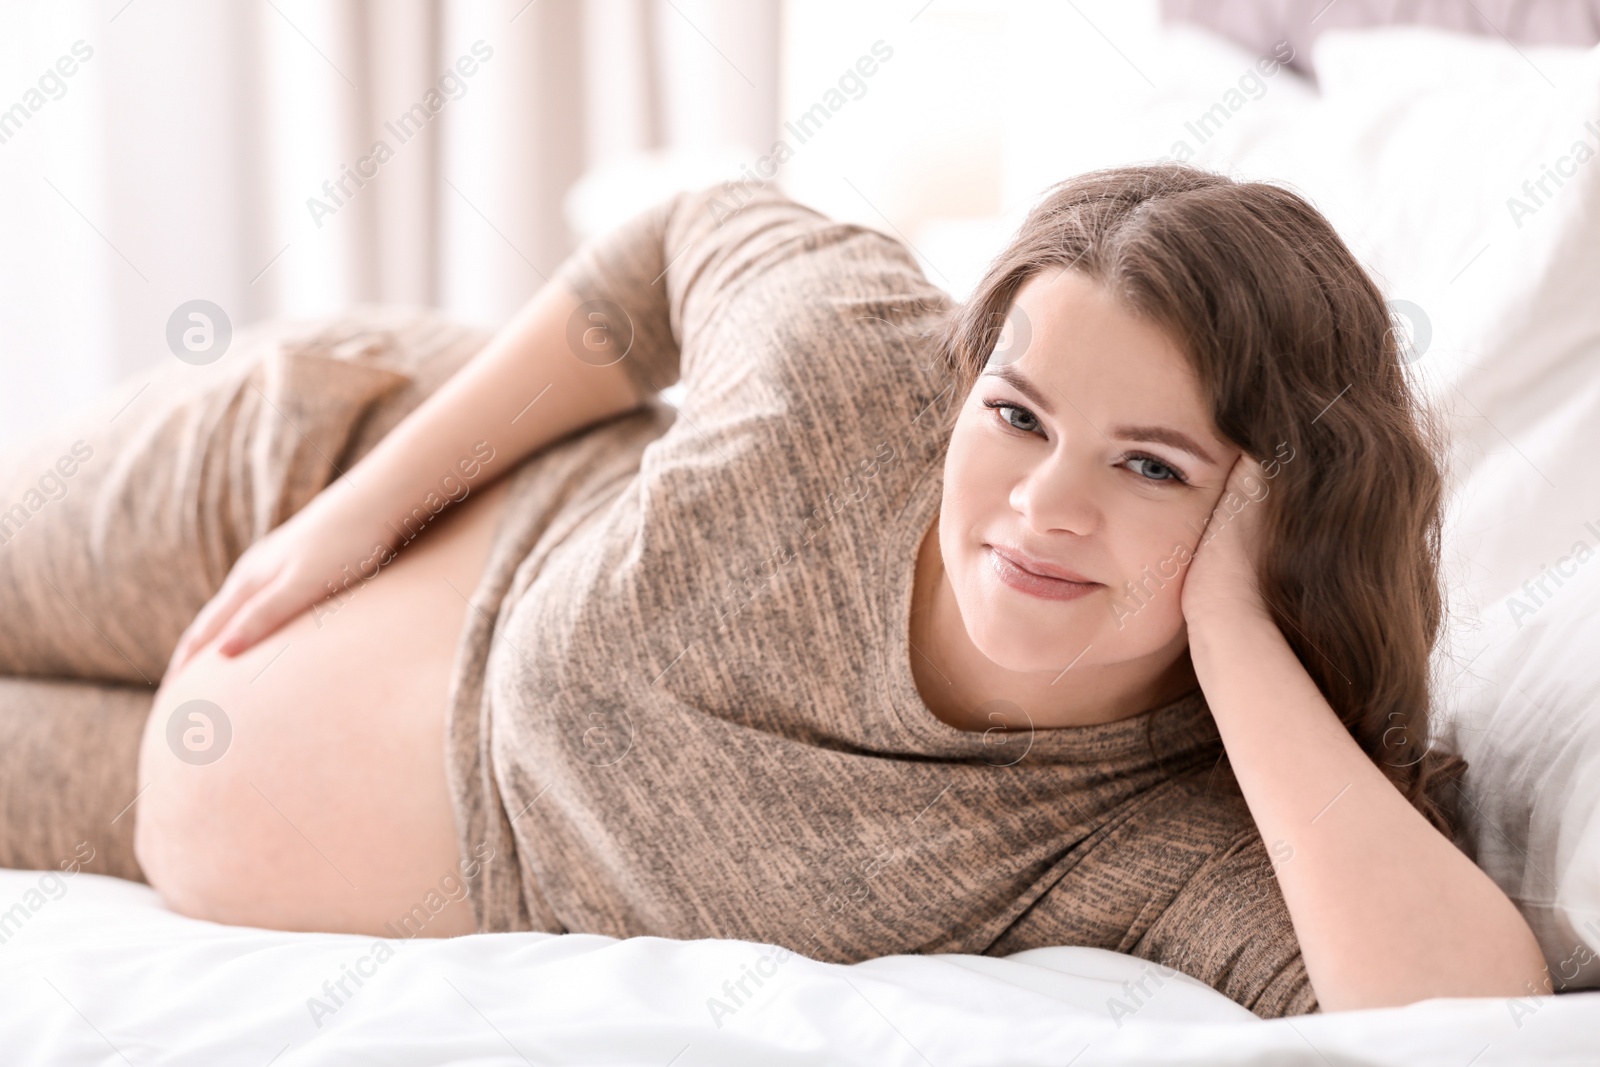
[955, 585, 1102, 674]
[968, 626, 1094, 676]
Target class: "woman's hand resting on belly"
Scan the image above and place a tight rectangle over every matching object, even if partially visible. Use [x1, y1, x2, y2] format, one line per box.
[166, 480, 409, 674]
[167, 275, 646, 676]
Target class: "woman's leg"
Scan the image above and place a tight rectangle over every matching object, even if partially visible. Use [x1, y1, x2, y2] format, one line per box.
[0, 677, 150, 882]
[0, 308, 492, 909]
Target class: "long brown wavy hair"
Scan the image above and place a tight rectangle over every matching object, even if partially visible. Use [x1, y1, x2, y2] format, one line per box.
[928, 163, 1467, 840]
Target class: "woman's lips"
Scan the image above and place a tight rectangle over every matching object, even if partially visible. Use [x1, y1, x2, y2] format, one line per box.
[986, 545, 1102, 602]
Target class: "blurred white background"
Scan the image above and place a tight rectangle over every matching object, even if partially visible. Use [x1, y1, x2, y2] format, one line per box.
[0, 0, 1164, 450]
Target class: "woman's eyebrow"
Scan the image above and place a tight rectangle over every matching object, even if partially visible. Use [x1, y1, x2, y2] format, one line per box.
[982, 365, 1056, 415]
[981, 365, 1219, 466]
[1107, 425, 1219, 466]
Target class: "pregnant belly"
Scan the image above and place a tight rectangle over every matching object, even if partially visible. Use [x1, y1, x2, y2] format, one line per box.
[133, 476, 513, 938]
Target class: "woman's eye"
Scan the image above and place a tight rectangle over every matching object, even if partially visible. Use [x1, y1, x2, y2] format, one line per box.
[1125, 453, 1187, 484]
[981, 398, 1189, 486]
[982, 399, 1041, 435]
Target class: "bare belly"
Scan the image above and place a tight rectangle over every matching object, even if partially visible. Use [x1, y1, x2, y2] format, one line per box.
[133, 476, 513, 938]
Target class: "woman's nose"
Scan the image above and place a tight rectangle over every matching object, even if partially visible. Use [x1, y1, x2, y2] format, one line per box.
[1008, 450, 1101, 536]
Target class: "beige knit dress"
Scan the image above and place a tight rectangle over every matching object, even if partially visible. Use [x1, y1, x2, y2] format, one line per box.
[442, 181, 1318, 1018]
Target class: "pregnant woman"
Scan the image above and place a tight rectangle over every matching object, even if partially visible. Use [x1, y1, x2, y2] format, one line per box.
[0, 164, 1548, 1019]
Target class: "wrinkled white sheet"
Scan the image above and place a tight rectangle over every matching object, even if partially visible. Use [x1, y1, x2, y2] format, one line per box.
[0, 870, 1595, 1066]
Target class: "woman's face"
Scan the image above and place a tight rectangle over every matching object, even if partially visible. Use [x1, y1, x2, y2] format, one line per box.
[939, 267, 1240, 676]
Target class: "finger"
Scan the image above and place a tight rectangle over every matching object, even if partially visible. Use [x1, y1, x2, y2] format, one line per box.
[215, 574, 305, 658]
[180, 579, 256, 657]
[172, 570, 270, 670]
[168, 617, 212, 676]
[166, 637, 195, 676]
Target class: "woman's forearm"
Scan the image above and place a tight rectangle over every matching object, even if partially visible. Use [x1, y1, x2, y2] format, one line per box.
[313, 279, 644, 542]
[1186, 607, 1550, 1012]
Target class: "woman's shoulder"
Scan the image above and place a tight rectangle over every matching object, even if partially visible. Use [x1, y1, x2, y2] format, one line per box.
[621, 184, 956, 545]
[1059, 761, 1266, 896]
[1142, 771, 1295, 908]
[662, 180, 943, 299]
[1111, 767, 1315, 1016]
[985, 761, 1315, 1011]
[662, 180, 954, 399]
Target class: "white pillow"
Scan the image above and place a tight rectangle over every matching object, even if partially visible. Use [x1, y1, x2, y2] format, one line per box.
[1430, 294, 1600, 990]
[1434, 478, 1600, 990]
[1249, 28, 1600, 989]
[999, 19, 1320, 208]
[1295, 30, 1600, 430]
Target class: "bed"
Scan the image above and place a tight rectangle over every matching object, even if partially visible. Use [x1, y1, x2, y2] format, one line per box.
[5, 2, 1600, 1063]
[0, 867, 1593, 1066]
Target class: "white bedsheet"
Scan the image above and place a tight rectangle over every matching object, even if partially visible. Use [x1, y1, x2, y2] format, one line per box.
[2, 870, 1595, 1066]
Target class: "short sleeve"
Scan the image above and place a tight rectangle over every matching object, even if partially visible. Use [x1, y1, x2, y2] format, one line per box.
[983, 768, 1318, 1020]
[549, 190, 684, 399]
[551, 180, 927, 404]
[550, 181, 825, 403]
[1133, 828, 1320, 1019]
